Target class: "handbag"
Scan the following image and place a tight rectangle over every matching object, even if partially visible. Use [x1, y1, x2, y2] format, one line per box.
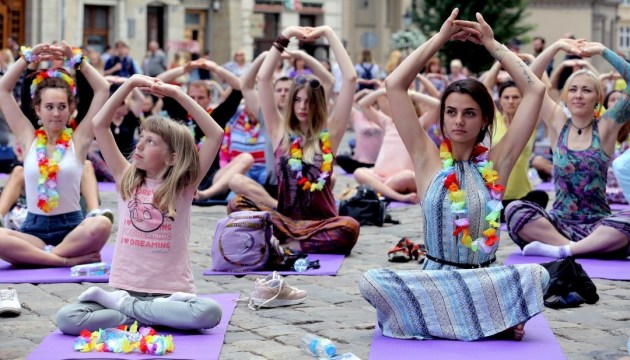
[540, 257, 598, 308]
[339, 185, 396, 227]
[210, 211, 273, 272]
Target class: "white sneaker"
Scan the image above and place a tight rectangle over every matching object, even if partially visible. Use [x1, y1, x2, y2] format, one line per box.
[0, 287, 21, 315]
[87, 208, 114, 224]
[248, 271, 307, 310]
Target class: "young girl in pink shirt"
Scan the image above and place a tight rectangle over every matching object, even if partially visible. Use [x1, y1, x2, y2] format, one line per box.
[56, 74, 224, 334]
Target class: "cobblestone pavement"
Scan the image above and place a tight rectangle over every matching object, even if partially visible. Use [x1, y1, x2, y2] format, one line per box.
[1, 170, 629, 360]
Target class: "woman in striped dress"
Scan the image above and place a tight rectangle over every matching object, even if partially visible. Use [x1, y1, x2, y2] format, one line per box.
[359, 10, 550, 341]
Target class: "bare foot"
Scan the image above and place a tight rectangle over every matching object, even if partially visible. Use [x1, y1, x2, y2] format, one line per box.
[399, 192, 420, 204]
[64, 252, 102, 267]
[495, 323, 525, 341]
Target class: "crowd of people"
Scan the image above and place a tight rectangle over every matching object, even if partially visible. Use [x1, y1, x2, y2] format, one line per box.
[0, 9, 628, 348]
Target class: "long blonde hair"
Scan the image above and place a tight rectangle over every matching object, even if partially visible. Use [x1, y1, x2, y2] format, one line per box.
[281, 77, 328, 163]
[119, 116, 200, 217]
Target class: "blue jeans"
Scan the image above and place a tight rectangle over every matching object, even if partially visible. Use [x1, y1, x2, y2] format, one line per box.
[20, 210, 84, 246]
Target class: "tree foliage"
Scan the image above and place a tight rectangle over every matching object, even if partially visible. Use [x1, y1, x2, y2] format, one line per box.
[413, 0, 534, 74]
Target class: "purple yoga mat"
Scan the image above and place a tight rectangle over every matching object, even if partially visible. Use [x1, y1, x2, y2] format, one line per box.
[611, 203, 630, 212]
[0, 245, 114, 284]
[387, 201, 412, 209]
[27, 293, 238, 360]
[97, 182, 117, 192]
[535, 182, 554, 192]
[503, 251, 630, 280]
[369, 314, 565, 360]
[203, 253, 344, 276]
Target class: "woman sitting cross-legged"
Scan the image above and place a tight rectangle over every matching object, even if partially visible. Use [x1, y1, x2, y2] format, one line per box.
[0, 42, 112, 267]
[506, 38, 630, 259]
[228, 25, 360, 255]
[360, 10, 550, 341]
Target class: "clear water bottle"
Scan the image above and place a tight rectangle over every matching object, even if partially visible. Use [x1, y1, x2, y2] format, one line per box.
[527, 168, 542, 187]
[70, 262, 111, 276]
[627, 336, 630, 354]
[293, 257, 309, 272]
[301, 333, 336, 358]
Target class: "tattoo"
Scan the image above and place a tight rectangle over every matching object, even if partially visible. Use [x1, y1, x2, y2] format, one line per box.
[491, 44, 509, 62]
[603, 48, 630, 82]
[516, 58, 535, 86]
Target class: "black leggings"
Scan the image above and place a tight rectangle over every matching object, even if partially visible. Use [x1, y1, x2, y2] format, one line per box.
[336, 154, 374, 175]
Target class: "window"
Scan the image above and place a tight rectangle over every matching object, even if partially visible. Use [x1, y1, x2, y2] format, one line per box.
[620, 26, 630, 49]
[623, 0, 630, 5]
[184, 9, 206, 53]
[83, 5, 111, 53]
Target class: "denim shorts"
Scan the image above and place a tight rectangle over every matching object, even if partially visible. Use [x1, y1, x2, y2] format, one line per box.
[247, 164, 268, 185]
[20, 210, 85, 246]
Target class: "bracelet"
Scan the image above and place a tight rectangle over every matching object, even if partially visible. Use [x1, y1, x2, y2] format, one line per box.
[66, 48, 85, 70]
[272, 41, 285, 53]
[275, 34, 290, 48]
[20, 46, 39, 64]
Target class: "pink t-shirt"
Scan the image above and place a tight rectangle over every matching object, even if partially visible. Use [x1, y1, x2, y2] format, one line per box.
[372, 113, 414, 178]
[108, 178, 196, 294]
[352, 110, 384, 164]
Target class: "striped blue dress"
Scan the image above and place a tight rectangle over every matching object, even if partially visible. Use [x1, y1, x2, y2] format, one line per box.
[360, 161, 549, 341]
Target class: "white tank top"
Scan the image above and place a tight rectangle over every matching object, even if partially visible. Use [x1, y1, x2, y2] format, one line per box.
[24, 139, 83, 215]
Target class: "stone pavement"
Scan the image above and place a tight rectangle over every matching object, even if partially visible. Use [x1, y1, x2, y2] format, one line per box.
[1, 171, 630, 360]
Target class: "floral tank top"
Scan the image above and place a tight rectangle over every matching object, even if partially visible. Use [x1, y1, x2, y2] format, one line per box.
[551, 119, 611, 221]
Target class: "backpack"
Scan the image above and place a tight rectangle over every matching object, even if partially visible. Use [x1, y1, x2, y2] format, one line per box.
[339, 185, 397, 227]
[540, 257, 598, 308]
[358, 63, 376, 90]
[210, 211, 273, 272]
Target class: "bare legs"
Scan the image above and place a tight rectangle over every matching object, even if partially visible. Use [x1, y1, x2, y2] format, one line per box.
[0, 217, 111, 266]
[229, 174, 277, 209]
[353, 168, 419, 203]
[196, 153, 254, 200]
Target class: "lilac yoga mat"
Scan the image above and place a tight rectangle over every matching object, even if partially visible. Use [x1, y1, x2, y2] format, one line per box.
[503, 251, 630, 280]
[611, 203, 630, 212]
[535, 182, 554, 192]
[203, 253, 344, 276]
[0, 245, 114, 284]
[387, 201, 411, 209]
[27, 293, 238, 360]
[369, 314, 565, 360]
[97, 181, 117, 192]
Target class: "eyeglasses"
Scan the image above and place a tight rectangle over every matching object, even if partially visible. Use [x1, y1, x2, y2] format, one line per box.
[294, 76, 321, 89]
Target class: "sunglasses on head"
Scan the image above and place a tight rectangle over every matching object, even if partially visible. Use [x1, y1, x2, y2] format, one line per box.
[294, 76, 321, 89]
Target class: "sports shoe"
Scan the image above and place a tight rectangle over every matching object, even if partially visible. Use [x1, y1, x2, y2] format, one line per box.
[248, 271, 307, 310]
[0, 287, 21, 315]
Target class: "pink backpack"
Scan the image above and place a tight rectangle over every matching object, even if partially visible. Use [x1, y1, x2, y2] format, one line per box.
[210, 211, 273, 272]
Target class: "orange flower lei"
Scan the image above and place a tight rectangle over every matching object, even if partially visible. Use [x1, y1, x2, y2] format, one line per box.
[440, 139, 504, 253]
[35, 128, 73, 212]
[288, 130, 333, 192]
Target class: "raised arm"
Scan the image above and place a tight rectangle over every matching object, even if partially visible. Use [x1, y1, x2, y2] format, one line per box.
[258, 26, 305, 149]
[241, 51, 267, 118]
[202, 60, 241, 90]
[481, 61, 502, 95]
[150, 80, 224, 186]
[156, 62, 193, 83]
[581, 42, 630, 148]
[385, 10, 462, 185]
[455, 13, 546, 184]
[415, 73, 441, 99]
[0, 44, 57, 149]
[409, 90, 441, 132]
[92, 75, 156, 181]
[357, 88, 386, 128]
[285, 49, 335, 101]
[308, 26, 357, 155]
[64, 43, 111, 161]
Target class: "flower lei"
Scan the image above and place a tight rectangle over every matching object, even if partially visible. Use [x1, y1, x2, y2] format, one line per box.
[35, 127, 73, 213]
[440, 139, 504, 253]
[73, 321, 174, 355]
[30, 69, 76, 99]
[288, 130, 333, 192]
[221, 110, 261, 160]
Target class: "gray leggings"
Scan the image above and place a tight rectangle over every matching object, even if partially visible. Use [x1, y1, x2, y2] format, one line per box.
[55, 292, 222, 335]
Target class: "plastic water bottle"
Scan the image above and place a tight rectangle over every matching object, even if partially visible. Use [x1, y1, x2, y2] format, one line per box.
[301, 333, 336, 358]
[293, 257, 309, 272]
[527, 168, 542, 187]
[70, 262, 111, 276]
[627, 336, 630, 354]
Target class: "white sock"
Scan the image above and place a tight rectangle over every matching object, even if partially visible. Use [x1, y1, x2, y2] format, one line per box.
[522, 241, 571, 258]
[78, 287, 130, 310]
[153, 292, 196, 302]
